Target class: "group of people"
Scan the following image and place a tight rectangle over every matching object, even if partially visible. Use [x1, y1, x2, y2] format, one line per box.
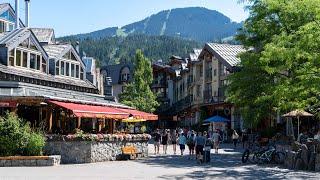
[152, 128, 226, 160]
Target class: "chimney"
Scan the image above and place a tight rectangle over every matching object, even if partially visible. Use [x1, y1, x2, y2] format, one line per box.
[25, 0, 30, 27]
[15, 0, 20, 29]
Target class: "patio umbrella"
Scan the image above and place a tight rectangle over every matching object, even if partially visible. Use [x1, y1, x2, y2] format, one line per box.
[203, 115, 230, 123]
[282, 109, 313, 136]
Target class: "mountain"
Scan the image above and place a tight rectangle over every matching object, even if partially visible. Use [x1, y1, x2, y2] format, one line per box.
[65, 7, 242, 42]
[60, 35, 202, 65]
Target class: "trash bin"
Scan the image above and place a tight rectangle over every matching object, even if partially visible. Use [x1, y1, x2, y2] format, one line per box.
[203, 146, 211, 163]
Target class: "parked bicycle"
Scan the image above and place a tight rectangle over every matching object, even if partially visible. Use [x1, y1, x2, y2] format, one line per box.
[252, 145, 285, 164]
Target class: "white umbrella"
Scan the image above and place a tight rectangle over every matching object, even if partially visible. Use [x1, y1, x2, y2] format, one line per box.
[282, 110, 313, 136]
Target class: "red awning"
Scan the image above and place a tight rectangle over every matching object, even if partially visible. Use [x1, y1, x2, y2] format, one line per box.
[48, 100, 129, 119]
[117, 108, 158, 121]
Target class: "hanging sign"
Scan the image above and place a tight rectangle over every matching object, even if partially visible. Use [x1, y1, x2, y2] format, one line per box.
[0, 101, 17, 107]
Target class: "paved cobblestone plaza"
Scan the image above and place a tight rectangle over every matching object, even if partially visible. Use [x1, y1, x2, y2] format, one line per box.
[0, 144, 319, 180]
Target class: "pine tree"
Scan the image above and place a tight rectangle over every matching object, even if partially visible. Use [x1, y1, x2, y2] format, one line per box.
[119, 50, 159, 113]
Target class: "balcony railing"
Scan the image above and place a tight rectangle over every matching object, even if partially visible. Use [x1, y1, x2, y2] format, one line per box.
[203, 96, 226, 104]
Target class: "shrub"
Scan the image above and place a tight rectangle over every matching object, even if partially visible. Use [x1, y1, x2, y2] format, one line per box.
[24, 132, 45, 156]
[0, 112, 45, 156]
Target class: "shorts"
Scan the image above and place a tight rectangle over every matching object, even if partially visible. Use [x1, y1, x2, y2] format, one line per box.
[154, 141, 160, 146]
[187, 144, 195, 150]
[179, 144, 185, 150]
[172, 141, 177, 144]
[196, 145, 204, 155]
[162, 141, 168, 145]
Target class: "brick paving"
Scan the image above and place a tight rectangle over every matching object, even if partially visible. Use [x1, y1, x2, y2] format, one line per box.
[0, 144, 319, 180]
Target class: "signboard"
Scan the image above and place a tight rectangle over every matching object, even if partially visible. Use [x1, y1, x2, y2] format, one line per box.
[0, 101, 17, 107]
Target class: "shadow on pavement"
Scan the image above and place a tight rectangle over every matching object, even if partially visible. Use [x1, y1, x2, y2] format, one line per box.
[138, 151, 320, 179]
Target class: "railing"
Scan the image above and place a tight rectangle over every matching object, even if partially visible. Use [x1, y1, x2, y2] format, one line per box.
[203, 96, 226, 104]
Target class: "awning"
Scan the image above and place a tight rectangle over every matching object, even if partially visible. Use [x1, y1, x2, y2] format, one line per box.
[122, 118, 147, 123]
[48, 100, 129, 119]
[117, 108, 158, 121]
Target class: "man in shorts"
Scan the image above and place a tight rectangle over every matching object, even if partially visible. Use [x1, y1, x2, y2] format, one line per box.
[153, 129, 161, 154]
[212, 130, 221, 154]
[178, 133, 187, 155]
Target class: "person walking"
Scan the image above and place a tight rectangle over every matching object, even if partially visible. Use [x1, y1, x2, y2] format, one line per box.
[187, 132, 195, 159]
[241, 129, 248, 149]
[171, 130, 178, 155]
[162, 130, 169, 154]
[232, 130, 239, 149]
[212, 130, 221, 154]
[178, 133, 187, 155]
[195, 132, 206, 161]
[153, 129, 161, 155]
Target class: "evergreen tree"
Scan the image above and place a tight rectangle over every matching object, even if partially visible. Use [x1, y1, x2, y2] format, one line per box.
[227, 0, 320, 127]
[119, 50, 159, 113]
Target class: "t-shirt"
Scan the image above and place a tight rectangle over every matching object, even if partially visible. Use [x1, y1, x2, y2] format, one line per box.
[179, 135, 187, 145]
[154, 133, 161, 142]
[195, 136, 206, 146]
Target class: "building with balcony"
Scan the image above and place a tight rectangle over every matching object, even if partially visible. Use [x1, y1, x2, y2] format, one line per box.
[153, 44, 246, 130]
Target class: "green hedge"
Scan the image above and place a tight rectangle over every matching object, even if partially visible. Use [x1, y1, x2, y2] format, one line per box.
[0, 113, 45, 156]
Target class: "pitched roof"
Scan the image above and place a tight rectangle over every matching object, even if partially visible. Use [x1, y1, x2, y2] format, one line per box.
[101, 63, 134, 85]
[31, 28, 55, 44]
[0, 63, 97, 89]
[0, 28, 49, 59]
[43, 44, 70, 59]
[207, 43, 246, 67]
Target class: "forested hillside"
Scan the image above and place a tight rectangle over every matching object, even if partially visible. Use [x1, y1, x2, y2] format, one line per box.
[60, 35, 202, 65]
[64, 7, 242, 42]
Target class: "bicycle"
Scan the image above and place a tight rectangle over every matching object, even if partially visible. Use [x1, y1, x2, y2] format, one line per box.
[242, 141, 262, 163]
[252, 145, 284, 164]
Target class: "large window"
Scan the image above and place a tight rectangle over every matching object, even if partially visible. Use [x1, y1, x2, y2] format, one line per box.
[61, 61, 65, 75]
[71, 64, 75, 77]
[55, 61, 60, 75]
[36, 55, 41, 70]
[16, 49, 21, 66]
[41, 57, 46, 73]
[66, 62, 70, 76]
[75, 65, 79, 78]
[80, 68, 84, 80]
[22, 51, 28, 67]
[30, 53, 36, 69]
[8, 49, 14, 66]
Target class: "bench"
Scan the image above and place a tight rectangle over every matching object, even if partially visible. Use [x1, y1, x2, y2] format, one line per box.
[121, 146, 141, 160]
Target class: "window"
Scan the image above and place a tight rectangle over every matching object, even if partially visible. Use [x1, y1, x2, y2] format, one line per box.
[22, 52, 27, 67]
[75, 65, 79, 78]
[55, 61, 59, 75]
[60, 61, 65, 75]
[213, 69, 217, 76]
[16, 49, 21, 66]
[80, 68, 84, 80]
[41, 57, 46, 73]
[8, 49, 14, 66]
[30, 53, 36, 69]
[71, 64, 75, 77]
[36, 55, 41, 70]
[66, 62, 70, 76]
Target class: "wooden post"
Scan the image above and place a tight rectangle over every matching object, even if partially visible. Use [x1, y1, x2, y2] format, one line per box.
[77, 117, 81, 129]
[98, 119, 102, 132]
[47, 107, 53, 133]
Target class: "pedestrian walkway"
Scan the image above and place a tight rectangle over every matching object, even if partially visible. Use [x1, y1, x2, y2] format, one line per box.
[0, 144, 318, 180]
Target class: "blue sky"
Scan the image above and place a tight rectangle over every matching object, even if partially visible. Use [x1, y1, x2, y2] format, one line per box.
[7, 0, 249, 37]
